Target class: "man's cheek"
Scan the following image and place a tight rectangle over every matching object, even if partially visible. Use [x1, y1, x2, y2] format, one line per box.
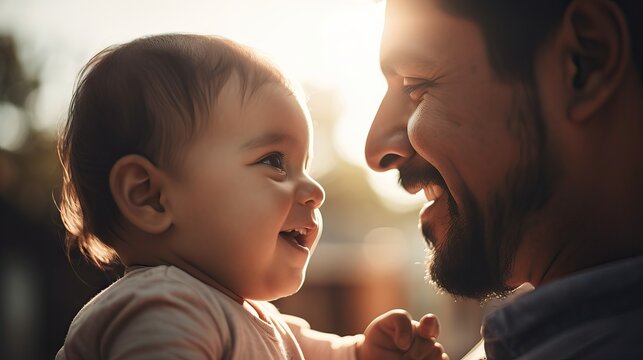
[408, 96, 461, 151]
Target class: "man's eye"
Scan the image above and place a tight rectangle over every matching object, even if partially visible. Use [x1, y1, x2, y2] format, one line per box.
[402, 77, 439, 102]
[259, 152, 286, 171]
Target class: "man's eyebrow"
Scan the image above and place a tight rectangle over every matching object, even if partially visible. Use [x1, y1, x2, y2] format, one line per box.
[241, 132, 298, 150]
[381, 47, 438, 76]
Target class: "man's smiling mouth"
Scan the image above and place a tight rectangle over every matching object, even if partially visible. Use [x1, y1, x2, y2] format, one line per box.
[424, 183, 445, 202]
[398, 159, 446, 196]
[418, 179, 450, 249]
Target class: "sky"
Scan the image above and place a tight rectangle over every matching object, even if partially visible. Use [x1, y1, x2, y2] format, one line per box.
[0, 0, 425, 210]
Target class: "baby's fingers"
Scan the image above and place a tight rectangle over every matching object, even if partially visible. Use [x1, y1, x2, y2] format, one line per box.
[406, 337, 449, 360]
[417, 313, 440, 339]
[385, 310, 414, 350]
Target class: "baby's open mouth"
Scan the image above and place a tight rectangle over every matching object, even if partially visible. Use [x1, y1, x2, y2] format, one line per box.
[280, 228, 308, 248]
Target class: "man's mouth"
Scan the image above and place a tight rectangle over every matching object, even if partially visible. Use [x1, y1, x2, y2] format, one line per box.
[397, 160, 451, 248]
[398, 160, 446, 196]
[423, 183, 445, 202]
[419, 180, 449, 249]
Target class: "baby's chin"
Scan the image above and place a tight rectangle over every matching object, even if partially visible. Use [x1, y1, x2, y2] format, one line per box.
[242, 274, 307, 302]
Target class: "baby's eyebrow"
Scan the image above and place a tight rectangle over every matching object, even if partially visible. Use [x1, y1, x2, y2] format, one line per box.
[241, 132, 298, 150]
[241, 132, 300, 150]
[243, 132, 314, 170]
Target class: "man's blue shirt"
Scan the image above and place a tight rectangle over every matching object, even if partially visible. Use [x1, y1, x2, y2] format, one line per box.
[482, 255, 643, 359]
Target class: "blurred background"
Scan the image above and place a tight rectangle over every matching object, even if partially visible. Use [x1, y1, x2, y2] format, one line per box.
[0, 0, 490, 358]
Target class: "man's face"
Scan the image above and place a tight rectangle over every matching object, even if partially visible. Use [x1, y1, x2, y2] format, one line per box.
[365, 0, 552, 299]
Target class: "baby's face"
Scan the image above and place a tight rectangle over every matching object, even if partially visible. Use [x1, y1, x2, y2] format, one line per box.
[163, 80, 325, 301]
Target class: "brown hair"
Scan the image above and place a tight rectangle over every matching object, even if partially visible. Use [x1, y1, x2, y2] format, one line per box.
[58, 33, 290, 267]
[436, 0, 643, 84]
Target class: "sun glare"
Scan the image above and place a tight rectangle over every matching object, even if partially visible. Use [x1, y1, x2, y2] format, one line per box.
[0, 0, 412, 207]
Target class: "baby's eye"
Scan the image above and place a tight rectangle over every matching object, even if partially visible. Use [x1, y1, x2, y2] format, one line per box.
[259, 152, 286, 172]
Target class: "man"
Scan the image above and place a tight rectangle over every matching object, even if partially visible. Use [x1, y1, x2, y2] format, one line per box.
[365, 0, 643, 358]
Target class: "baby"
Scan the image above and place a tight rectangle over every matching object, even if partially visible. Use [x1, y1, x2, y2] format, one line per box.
[56, 33, 448, 360]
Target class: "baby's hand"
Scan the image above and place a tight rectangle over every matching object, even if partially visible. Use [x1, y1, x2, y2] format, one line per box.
[356, 309, 449, 360]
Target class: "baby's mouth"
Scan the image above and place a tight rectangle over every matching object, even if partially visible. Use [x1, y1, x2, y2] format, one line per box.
[280, 228, 309, 248]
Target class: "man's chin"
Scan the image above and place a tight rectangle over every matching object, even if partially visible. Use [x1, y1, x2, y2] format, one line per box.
[428, 259, 501, 300]
[425, 220, 510, 300]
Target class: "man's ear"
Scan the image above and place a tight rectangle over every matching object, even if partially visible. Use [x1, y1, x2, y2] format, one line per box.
[109, 154, 172, 234]
[562, 0, 630, 122]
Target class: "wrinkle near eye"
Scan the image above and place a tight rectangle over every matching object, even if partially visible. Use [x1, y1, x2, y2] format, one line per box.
[408, 98, 428, 132]
[410, 93, 462, 132]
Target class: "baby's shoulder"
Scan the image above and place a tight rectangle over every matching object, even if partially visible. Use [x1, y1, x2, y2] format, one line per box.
[68, 266, 243, 338]
[87, 266, 196, 302]
[60, 266, 236, 358]
[80, 265, 232, 318]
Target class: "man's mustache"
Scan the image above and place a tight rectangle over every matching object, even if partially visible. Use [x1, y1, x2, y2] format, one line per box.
[398, 160, 447, 193]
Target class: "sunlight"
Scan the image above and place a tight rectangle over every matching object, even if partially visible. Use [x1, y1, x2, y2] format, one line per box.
[328, 3, 387, 168]
[367, 171, 427, 212]
[0, 0, 413, 207]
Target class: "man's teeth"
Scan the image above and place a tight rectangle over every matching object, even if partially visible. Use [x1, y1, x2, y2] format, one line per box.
[424, 184, 445, 202]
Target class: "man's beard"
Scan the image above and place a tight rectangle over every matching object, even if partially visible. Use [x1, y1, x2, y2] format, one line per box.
[409, 84, 553, 300]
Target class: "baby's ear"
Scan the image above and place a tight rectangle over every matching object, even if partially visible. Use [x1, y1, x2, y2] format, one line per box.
[110, 154, 172, 234]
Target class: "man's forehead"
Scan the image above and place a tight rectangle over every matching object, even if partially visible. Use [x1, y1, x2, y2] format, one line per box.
[381, 0, 482, 71]
[380, 1, 447, 68]
[383, 0, 443, 30]
[380, 47, 438, 77]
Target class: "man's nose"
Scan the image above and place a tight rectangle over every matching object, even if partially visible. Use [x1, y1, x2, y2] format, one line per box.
[365, 93, 415, 172]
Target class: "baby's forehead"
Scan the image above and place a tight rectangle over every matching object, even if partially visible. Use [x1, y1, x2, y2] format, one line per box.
[164, 78, 315, 176]
[226, 74, 302, 106]
[207, 77, 310, 124]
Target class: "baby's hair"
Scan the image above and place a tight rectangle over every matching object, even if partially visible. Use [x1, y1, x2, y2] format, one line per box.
[59, 33, 295, 268]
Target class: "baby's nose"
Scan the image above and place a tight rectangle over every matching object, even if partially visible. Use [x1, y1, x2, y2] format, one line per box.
[298, 175, 325, 209]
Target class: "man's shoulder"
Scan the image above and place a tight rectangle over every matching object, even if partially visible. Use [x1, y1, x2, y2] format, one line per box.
[483, 256, 643, 359]
[488, 255, 643, 324]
